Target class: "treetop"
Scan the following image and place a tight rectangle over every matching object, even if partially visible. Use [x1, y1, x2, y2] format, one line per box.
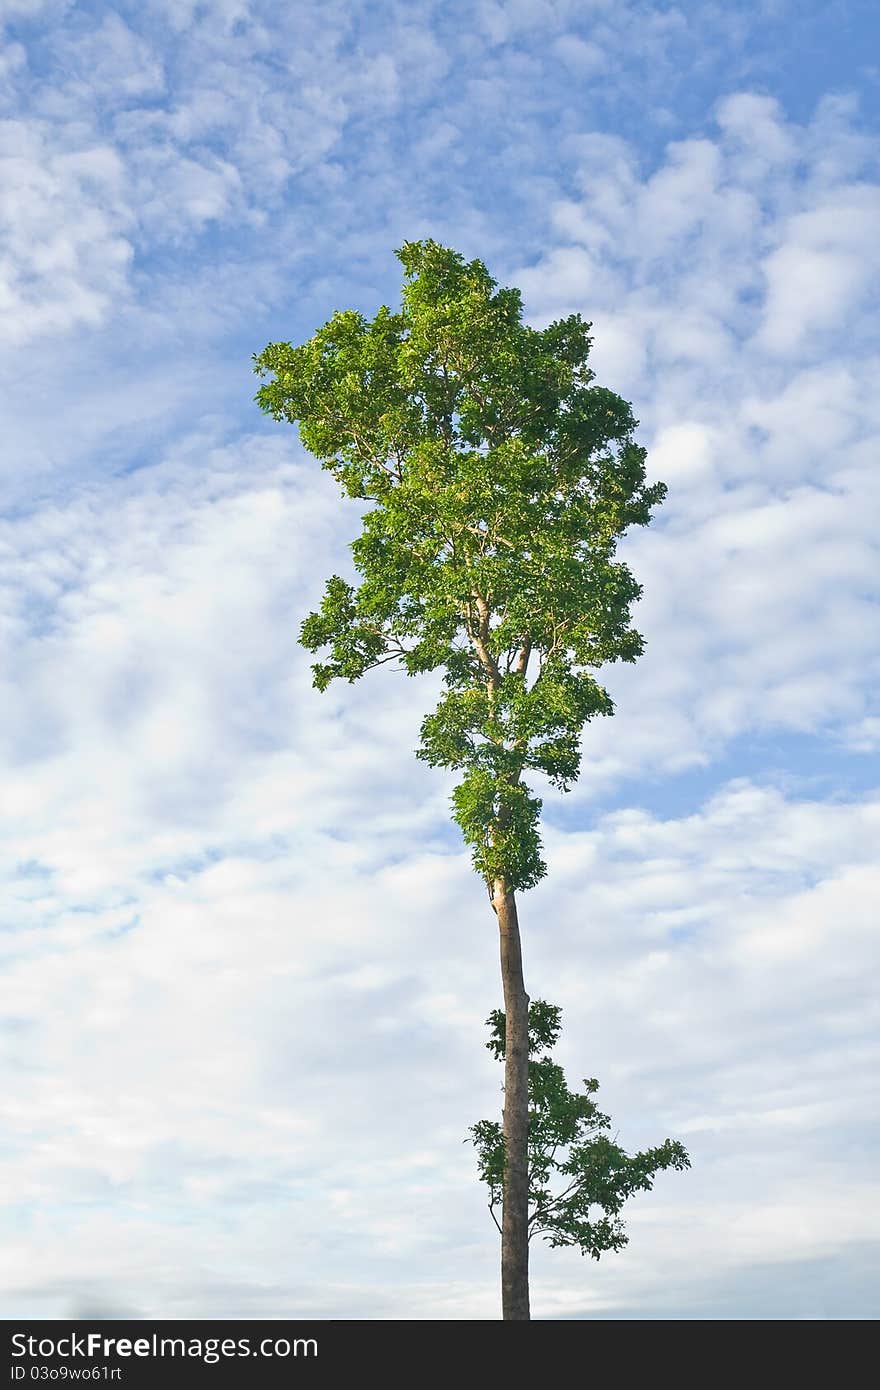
[254, 240, 666, 892]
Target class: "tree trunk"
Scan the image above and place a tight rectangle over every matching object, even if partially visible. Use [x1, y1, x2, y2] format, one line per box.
[493, 877, 530, 1320]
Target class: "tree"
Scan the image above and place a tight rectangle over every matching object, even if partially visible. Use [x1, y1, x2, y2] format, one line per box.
[470, 1001, 689, 1261]
[253, 240, 667, 1320]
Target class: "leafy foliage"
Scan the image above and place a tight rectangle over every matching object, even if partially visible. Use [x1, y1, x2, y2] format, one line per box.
[254, 241, 665, 890]
[470, 1002, 690, 1257]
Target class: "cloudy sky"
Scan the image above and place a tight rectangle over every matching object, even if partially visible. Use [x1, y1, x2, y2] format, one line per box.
[1, 0, 878, 1320]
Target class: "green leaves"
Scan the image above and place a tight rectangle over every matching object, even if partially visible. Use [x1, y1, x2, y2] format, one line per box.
[470, 1001, 691, 1259]
[299, 575, 391, 690]
[484, 998, 563, 1060]
[450, 770, 546, 891]
[254, 240, 667, 892]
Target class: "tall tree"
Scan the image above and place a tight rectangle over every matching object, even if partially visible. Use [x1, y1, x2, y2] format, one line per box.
[254, 240, 667, 1320]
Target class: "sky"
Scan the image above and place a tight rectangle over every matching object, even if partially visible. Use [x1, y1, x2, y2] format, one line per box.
[0, 0, 878, 1321]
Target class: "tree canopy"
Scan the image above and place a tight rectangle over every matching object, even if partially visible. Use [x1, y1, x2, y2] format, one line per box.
[254, 240, 665, 891]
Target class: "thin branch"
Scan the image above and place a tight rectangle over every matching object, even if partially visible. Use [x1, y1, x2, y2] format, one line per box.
[527, 1176, 584, 1222]
[488, 1202, 502, 1237]
[363, 651, 409, 673]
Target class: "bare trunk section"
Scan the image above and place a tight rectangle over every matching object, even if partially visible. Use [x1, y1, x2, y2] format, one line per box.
[493, 878, 530, 1321]
[465, 598, 532, 1318]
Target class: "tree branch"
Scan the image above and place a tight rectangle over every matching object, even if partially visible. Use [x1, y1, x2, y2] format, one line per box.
[470, 594, 501, 690]
[515, 637, 532, 678]
[488, 1201, 502, 1237]
[363, 650, 410, 672]
[527, 1176, 584, 1224]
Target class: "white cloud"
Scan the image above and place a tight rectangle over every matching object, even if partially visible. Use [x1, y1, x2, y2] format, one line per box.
[53, 13, 165, 101]
[714, 92, 797, 177]
[757, 185, 880, 354]
[0, 121, 133, 343]
[552, 33, 604, 74]
[645, 421, 717, 487]
[0, 0, 67, 17]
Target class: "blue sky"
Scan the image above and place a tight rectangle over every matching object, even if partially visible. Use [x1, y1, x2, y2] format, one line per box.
[0, 0, 878, 1319]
